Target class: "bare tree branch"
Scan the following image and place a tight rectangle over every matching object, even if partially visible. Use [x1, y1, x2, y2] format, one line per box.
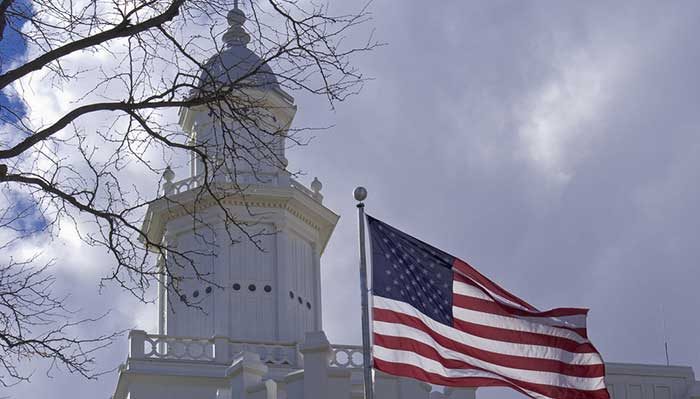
[0, 0, 14, 41]
[0, 0, 377, 385]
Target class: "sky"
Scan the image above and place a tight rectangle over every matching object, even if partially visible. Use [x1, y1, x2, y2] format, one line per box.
[2, 1, 700, 398]
[0, 0, 27, 123]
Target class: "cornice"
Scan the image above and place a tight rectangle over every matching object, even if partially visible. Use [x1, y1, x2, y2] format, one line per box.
[606, 362, 696, 379]
[142, 183, 339, 254]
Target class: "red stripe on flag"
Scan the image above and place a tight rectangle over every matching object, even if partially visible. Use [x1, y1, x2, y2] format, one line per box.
[454, 276, 589, 318]
[374, 349, 610, 399]
[453, 294, 589, 338]
[373, 309, 604, 377]
[451, 317, 596, 353]
[452, 259, 537, 311]
[374, 332, 605, 378]
[453, 294, 588, 320]
[374, 307, 597, 354]
[374, 357, 513, 389]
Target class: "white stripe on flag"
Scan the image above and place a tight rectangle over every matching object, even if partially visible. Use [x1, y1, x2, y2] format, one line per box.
[373, 319, 606, 390]
[374, 296, 602, 365]
[373, 345, 553, 399]
[452, 307, 588, 344]
[453, 280, 587, 329]
[453, 278, 534, 312]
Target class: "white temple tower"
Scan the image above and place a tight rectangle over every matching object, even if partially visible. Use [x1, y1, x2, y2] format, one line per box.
[141, 5, 338, 345]
[111, 5, 700, 399]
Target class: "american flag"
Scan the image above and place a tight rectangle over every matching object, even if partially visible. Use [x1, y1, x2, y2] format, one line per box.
[367, 215, 609, 399]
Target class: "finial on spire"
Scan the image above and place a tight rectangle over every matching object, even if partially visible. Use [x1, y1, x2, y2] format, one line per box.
[311, 177, 323, 203]
[222, 1, 250, 47]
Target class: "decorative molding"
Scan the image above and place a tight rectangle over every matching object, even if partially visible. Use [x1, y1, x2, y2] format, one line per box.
[141, 178, 338, 255]
[329, 345, 364, 369]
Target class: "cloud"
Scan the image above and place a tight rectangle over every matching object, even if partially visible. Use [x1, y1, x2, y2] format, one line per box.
[3, 2, 700, 399]
[516, 49, 608, 182]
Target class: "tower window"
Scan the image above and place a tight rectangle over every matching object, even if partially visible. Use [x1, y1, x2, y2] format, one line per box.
[289, 291, 294, 299]
[306, 302, 311, 310]
[233, 283, 241, 291]
[205, 286, 212, 294]
[298, 296, 303, 304]
[193, 290, 199, 298]
[264, 285, 272, 293]
[248, 284, 256, 292]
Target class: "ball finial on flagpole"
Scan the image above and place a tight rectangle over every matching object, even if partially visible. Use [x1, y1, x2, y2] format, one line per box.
[354, 186, 368, 202]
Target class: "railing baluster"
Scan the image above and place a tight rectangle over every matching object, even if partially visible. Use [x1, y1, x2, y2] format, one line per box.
[329, 344, 364, 369]
[133, 332, 302, 366]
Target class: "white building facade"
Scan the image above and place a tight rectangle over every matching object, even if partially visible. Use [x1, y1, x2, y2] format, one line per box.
[111, 6, 700, 399]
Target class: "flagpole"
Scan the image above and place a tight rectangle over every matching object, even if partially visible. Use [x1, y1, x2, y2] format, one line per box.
[354, 186, 374, 399]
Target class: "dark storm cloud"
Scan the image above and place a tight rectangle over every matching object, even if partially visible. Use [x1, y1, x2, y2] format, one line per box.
[5, 2, 699, 398]
[293, 2, 700, 398]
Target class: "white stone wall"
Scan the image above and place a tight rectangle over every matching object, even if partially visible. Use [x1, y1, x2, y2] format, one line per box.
[180, 90, 295, 180]
[283, 232, 318, 340]
[114, 330, 700, 399]
[227, 227, 276, 341]
[606, 363, 700, 399]
[161, 207, 324, 344]
[166, 225, 217, 339]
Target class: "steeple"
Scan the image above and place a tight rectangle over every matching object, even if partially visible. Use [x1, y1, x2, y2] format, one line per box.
[194, 3, 281, 91]
[150, 3, 336, 346]
[222, 4, 250, 47]
[178, 2, 296, 180]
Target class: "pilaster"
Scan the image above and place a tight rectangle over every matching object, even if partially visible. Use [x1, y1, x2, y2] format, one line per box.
[274, 223, 287, 341]
[213, 227, 229, 337]
[299, 331, 331, 399]
[311, 243, 323, 331]
[225, 351, 269, 399]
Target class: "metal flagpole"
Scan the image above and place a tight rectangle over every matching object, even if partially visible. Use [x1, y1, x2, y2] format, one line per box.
[354, 186, 374, 399]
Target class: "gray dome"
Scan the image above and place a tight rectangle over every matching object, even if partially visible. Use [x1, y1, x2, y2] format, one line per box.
[198, 8, 279, 91]
[199, 46, 279, 90]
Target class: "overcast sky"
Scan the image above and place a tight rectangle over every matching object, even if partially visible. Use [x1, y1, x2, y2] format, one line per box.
[3, 1, 700, 398]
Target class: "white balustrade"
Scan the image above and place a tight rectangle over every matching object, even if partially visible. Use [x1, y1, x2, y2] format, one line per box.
[329, 345, 364, 369]
[128, 330, 298, 366]
[162, 173, 320, 203]
[129, 331, 362, 369]
[290, 178, 320, 202]
[164, 175, 205, 195]
[141, 333, 215, 361]
[230, 341, 298, 367]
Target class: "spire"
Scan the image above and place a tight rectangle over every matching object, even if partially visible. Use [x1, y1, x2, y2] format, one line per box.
[222, 1, 251, 47]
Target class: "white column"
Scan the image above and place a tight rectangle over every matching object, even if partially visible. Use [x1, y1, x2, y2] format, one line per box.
[225, 352, 269, 399]
[264, 380, 281, 399]
[444, 388, 477, 399]
[213, 226, 229, 337]
[299, 331, 331, 399]
[213, 336, 230, 363]
[274, 225, 287, 341]
[157, 254, 166, 335]
[163, 232, 178, 336]
[128, 330, 146, 359]
[311, 243, 323, 331]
